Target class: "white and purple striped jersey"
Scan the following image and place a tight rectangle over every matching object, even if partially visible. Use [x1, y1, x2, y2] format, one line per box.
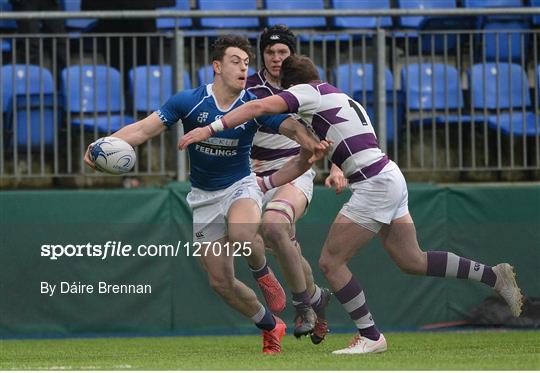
[246, 70, 301, 176]
[277, 82, 388, 183]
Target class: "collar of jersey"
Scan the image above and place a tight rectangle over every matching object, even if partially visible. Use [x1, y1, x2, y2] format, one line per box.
[261, 69, 283, 90]
[206, 83, 247, 112]
[258, 69, 267, 84]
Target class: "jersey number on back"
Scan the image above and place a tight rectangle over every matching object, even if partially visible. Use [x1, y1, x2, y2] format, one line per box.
[348, 99, 368, 126]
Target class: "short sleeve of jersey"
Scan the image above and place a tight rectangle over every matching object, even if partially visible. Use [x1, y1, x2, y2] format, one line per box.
[254, 113, 288, 134]
[156, 90, 193, 128]
[277, 84, 321, 115]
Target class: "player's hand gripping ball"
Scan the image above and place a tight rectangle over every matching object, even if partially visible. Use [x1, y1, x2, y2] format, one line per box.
[89, 137, 136, 175]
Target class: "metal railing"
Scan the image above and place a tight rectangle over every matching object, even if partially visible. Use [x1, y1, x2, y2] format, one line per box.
[0, 7, 539, 185]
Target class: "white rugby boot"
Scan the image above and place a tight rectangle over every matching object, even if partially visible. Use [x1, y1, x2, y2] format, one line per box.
[332, 333, 387, 355]
[493, 263, 523, 317]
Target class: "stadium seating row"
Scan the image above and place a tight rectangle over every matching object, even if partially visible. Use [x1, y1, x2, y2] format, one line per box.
[2, 61, 539, 150]
[0, 0, 538, 32]
[1, 1, 537, 62]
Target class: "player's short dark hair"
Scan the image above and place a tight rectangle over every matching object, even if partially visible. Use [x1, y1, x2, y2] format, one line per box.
[280, 55, 321, 89]
[211, 35, 254, 62]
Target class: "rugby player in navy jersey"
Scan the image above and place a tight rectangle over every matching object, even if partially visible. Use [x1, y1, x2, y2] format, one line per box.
[180, 54, 523, 355]
[84, 36, 329, 354]
[245, 25, 345, 342]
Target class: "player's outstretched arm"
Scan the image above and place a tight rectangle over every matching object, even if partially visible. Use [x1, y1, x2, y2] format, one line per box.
[178, 95, 287, 150]
[84, 112, 165, 169]
[110, 112, 166, 146]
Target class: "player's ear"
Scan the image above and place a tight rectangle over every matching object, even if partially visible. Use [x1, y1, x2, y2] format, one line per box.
[213, 60, 222, 75]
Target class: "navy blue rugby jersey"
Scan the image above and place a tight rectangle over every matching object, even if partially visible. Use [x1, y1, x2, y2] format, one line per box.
[157, 84, 287, 191]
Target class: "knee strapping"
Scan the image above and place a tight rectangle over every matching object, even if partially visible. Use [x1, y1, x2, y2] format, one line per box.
[265, 199, 296, 225]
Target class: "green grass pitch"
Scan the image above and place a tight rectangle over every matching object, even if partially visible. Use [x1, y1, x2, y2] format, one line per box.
[1, 330, 538, 370]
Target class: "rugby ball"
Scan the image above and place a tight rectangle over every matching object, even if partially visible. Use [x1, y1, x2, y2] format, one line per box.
[89, 137, 136, 175]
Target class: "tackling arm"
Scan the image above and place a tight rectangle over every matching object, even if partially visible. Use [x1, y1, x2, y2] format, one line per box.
[178, 95, 288, 149]
[277, 117, 328, 162]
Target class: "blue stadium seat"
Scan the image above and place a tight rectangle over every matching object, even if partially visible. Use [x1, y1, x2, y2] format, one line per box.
[0, 0, 16, 31]
[469, 63, 529, 110]
[486, 112, 539, 136]
[397, 0, 457, 29]
[464, 0, 528, 23]
[1, 65, 53, 112]
[334, 63, 392, 97]
[62, 0, 96, 31]
[1, 65, 56, 148]
[538, 65, 540, 106]
[265, 0, 326, 28]
[532, 0, 540, 26]
[481, 21, 530, 62]
[199, 0, 259, 29]
[334, 63, 400, 143]
[331, 0, 392, 29]
[1, 38, 11, 52]
[401, 63, 463, 111]
[297, 33, 351, 43]
[61, 65, 133, 133]
[156, 0, 192, 30]
[396, 0, 474, 54]
[469, 63, 538, 136]
[463, 0, 522, 8]
[401, 63, 471, 127]
[198, 65, 255, 85]
[129, 65, 191, 112]
[466, 0, 530, 62]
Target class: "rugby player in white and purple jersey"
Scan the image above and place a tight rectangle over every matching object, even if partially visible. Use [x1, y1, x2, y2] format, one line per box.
[180, 54, 524, 355]
[245, 25, 342, 342]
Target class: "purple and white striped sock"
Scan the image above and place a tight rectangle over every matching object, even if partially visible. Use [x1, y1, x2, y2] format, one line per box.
[426, 251, 496, 287]
[309, 285, 323, 313]
[292, 290, 311, 311]
[334, 276, 380, 341]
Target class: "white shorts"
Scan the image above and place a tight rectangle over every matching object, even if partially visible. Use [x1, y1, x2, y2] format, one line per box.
[187, 173, 263, 242]
[340, 161, 409, 233]
[262, 168, 316, 207]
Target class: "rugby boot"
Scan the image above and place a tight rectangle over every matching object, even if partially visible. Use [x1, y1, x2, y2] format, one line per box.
[332, 333, 387, 354]
[493, 263, 523, 317]
[293, 306, 316, 338]
[310, 288, 332, 344]
[256, 268, 286, 314]
[262, 316, 286, 354]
